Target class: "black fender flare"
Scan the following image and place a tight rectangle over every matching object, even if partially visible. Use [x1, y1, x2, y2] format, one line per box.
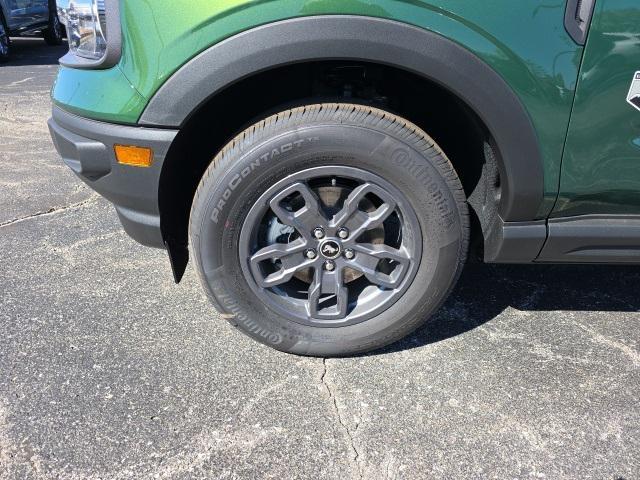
[140, 15, 543, 222]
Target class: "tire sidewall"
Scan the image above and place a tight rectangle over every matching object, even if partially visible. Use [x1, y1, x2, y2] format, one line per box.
[191, 122, 465, 356]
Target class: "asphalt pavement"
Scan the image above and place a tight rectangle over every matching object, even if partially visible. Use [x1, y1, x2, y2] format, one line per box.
[0, 38, 639, 480]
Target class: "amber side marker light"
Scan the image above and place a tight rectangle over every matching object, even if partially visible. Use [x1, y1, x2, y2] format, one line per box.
[114, 145, 154, 167]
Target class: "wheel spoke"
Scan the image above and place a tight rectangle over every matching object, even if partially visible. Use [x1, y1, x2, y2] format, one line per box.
[249, 238, 312, 288]
[350, 243, 411, 289]
[331, 183, 397, 240]
[269, 182, 327, 239]
[250, 238, 306, 263]
[307, 267, 349, 320]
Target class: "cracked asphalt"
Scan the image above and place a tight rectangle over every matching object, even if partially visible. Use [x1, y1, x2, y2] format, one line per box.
[1, 39, 639, 480]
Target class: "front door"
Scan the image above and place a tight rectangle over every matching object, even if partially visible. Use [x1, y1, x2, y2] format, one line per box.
[553, 0, 640, 217]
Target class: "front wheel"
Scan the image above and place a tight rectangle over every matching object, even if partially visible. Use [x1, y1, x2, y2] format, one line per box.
[0, 16, 10, 62]
[190, 103, 469, 356]
[43, 9, 64, 45]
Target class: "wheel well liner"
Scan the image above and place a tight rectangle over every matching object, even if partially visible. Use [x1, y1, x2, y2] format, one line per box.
[141, 15, 543, 223]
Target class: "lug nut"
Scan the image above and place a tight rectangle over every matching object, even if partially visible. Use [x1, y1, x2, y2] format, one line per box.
[305, 249, 317, 260]
[324, 260, 336, 271]
[344, 249, 355, 260]
[337, 228, 349, 239]
[313, 227, 325, 240]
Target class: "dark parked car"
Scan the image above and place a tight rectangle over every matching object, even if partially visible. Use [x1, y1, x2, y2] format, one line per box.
[0, 0, 63, 61]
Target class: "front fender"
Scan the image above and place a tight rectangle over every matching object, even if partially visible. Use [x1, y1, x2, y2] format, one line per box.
[121, 1, 580, 221]
[140, 15, 543, 222]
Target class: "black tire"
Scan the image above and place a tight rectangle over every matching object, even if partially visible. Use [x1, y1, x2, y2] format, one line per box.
[43, 7, 64, 46]
[190, 103, 469, 356]
[0, 14, 10, 62]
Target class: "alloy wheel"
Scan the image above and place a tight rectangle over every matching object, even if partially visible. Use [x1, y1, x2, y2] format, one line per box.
[239, 166, 422, 327]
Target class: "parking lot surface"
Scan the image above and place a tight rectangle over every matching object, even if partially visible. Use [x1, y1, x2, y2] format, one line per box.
[1, 39, 639, 480]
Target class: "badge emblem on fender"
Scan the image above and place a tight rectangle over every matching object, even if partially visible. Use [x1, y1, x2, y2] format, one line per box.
[627, 72, 640, 111]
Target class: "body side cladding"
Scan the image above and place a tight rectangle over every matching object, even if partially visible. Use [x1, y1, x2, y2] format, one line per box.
[139, 15, 544, 227]
[484, 214, 640, 264]
[484, 218, 547, 263]
[537, 215, 640, 263]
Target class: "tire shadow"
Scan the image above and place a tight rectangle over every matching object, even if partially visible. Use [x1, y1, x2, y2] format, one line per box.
[376, 262, 640, 355]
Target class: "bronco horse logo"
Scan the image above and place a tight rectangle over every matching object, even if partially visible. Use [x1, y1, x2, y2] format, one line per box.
[321, 242, 340, 257]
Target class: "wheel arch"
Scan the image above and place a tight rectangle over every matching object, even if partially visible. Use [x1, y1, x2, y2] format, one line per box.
[145, 16, 546, 279]
[143, 15, 542, 222]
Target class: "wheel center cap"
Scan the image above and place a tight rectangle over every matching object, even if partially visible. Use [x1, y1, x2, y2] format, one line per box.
[319, 239, 342, 259]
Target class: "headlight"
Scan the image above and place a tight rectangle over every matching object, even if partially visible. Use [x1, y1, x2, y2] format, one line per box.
[58, 0, 107, 61]
[56, 0, 121, 69]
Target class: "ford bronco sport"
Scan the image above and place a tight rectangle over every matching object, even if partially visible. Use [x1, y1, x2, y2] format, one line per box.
[48, 0, 640, 356]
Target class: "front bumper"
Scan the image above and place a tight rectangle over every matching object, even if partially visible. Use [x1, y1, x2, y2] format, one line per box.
[48, 106, 178, 248]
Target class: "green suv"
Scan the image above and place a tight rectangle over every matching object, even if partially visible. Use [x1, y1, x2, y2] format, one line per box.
[48, 0, 640, 356]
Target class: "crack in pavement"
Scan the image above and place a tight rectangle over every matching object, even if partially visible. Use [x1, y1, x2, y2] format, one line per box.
[0, 196, 98, 228]
[320, 358, 364, 480]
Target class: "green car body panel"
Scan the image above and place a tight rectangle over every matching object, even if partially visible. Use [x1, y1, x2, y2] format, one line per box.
[52, 0, 584, 219]
[553, 0, 640, 217]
